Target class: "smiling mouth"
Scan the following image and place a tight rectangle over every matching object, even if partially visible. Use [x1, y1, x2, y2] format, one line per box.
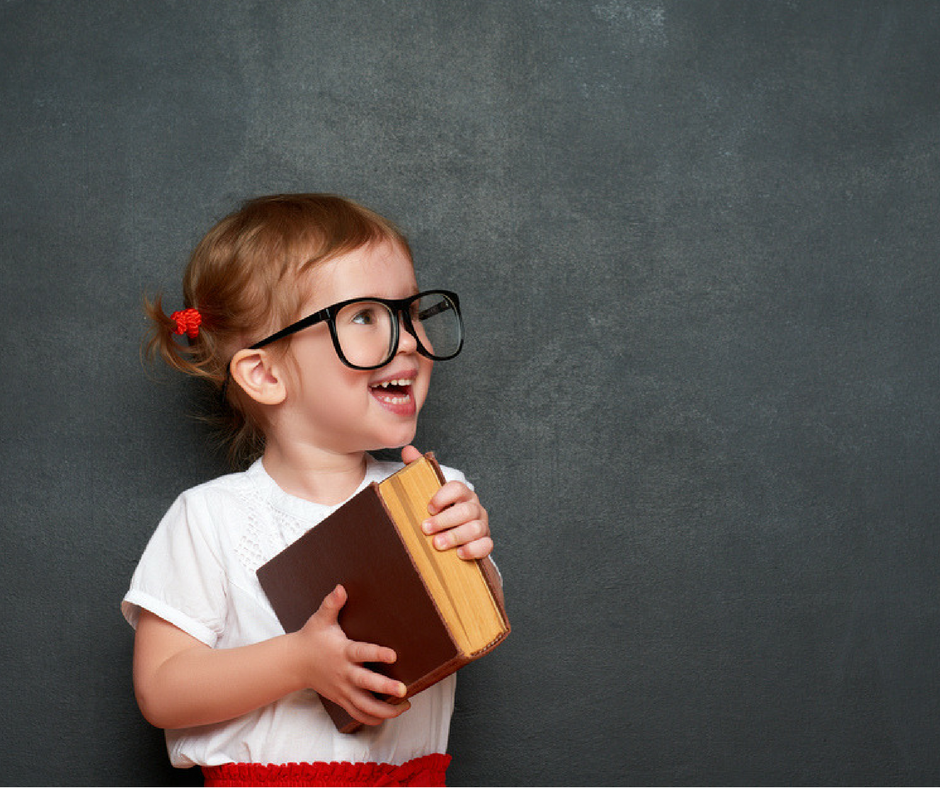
[369, 378, 414, 405]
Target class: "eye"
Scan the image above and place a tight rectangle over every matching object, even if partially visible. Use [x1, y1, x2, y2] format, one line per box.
[350, 307, 378, 325]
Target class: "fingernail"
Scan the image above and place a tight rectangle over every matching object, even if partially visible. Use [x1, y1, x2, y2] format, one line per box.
[422, 520, 433, 534]
[434, 535, 448, 550]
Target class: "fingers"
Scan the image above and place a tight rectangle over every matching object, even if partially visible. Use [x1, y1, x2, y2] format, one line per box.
[340, 647, 410, 727]
[346, 659, 406, 698]
[420, 483, 492, 560]
[400, 444, 423, 464]
[340, 637, 405, 706]
[427, 530, 492, 560]
[424, 498, 486, 532]
[346, 639, 398, 669]
[422, 484, 488, 536]
[424, 511, 490, 550]
[425, 480, 474, 516]
[348, 694, 412, 727]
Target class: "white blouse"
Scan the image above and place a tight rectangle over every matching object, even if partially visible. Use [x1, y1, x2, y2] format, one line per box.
[122, 456, 462, 768]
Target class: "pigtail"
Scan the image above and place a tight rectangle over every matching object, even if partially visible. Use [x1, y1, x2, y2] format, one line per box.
[142, 292, 216, 382]
[142, 291, 252, 467]
[143, 289, 267, 468]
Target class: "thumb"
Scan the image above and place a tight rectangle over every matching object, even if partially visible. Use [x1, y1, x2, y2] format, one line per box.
[315, 584, 347, 623]
[401, 444, 423, 465]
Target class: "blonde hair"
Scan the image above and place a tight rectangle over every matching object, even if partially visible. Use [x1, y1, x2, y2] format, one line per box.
[144, 193, 411, 467]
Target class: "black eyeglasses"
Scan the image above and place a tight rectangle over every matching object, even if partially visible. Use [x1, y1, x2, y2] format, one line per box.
[249, 289, 464, 370]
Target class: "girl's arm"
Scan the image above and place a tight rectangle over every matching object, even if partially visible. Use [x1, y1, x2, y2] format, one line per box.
[133, 584, 409, 730]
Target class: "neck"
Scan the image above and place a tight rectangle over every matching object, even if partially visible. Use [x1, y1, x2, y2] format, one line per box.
[260, 441, 369, 506]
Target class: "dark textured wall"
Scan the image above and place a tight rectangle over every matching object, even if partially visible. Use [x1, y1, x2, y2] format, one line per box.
[3, 2, 940, 785]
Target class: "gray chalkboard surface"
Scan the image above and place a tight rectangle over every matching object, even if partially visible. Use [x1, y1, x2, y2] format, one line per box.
[2, 2, 939, 785]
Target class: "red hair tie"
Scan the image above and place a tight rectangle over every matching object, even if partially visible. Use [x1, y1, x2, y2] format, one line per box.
[171, 307, 202, 339]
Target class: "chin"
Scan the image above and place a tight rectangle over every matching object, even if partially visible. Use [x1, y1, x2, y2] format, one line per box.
[369, 427, 418, 452]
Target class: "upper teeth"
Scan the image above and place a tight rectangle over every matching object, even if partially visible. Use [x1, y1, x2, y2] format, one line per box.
[374, 379, 410, 388]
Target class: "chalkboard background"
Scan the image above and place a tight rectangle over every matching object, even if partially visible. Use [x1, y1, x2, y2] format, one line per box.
[2, 2, 939, 785]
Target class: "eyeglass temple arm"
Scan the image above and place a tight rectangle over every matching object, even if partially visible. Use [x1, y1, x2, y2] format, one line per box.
[416, 300, 456, 321]
[249, 307, 331, 349]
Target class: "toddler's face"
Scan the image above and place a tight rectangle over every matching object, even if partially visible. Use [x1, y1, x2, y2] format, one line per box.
[280, 240, 433, 455]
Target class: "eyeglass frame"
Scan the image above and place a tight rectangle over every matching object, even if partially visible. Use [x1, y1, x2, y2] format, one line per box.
[246, 289, 464, 371]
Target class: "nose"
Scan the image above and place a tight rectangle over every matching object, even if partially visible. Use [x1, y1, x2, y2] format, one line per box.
[396, 311, 419, 355]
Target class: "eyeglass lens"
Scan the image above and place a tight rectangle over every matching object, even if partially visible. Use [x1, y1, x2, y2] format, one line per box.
[333, 292, 461, 368]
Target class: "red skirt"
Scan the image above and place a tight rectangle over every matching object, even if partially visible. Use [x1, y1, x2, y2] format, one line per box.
[201, 753, 451, 787]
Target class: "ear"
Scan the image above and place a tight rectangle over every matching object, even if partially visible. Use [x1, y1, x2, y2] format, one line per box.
[229, 348, 287, 406]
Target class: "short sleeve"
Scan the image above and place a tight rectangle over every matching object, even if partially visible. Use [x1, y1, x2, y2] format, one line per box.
[440, 464, 471, 490]
[121, 490, 228, 647]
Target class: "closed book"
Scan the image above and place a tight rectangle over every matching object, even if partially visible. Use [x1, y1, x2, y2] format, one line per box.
[256, 453, 510, 733]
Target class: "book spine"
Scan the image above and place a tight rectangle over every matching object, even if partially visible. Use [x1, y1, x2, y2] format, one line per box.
[373, 478, 463, 667]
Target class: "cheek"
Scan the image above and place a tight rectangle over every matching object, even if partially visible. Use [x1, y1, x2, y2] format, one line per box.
[290, 343, 363, 403]
[413, 360, 434, 409]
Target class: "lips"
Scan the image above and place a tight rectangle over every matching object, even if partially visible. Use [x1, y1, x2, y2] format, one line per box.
[369, 373, 418, 415]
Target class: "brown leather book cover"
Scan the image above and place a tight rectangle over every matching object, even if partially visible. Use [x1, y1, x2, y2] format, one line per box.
[256, 453, 509, 733]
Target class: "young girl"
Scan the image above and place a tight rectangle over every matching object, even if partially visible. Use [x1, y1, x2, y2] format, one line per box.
[122, 194, 496, 787]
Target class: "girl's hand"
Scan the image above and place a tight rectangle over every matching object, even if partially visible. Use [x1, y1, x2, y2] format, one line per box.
[401, 445, 493, 561]
[293, 585, 411, 726]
